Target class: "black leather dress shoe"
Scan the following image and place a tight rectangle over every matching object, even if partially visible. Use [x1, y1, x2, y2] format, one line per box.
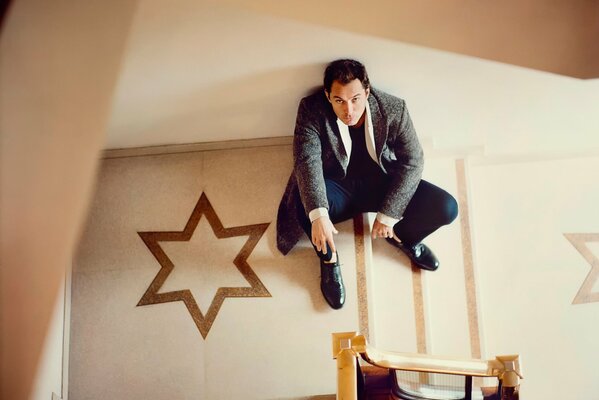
[320, 255, 345, 309]
[385, 238, 440, 271]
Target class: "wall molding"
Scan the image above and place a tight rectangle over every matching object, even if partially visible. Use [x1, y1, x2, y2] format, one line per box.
[103, 137, 293, 159]
[103, 136, 504, 161]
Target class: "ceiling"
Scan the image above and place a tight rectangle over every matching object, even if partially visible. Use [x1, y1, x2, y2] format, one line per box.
[217, 0, 599, 79]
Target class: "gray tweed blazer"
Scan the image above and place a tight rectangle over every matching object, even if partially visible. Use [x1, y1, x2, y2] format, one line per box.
[276, 87, 424, 255]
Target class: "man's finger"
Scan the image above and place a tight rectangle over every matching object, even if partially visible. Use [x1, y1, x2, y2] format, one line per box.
[315, 236, 323, 251]
[328, 238, 336, 255]
[320, 235, 328, 254]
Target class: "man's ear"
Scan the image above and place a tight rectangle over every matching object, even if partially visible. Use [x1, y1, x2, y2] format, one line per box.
[365, 87, 370, 98]
[324, 89, 330, 102]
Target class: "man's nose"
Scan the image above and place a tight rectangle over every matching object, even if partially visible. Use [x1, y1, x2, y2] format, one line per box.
[344, 102, 353, 114]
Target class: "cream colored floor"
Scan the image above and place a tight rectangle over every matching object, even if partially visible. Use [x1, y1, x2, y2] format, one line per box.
[71, 147, 359, 400]
[71, 144, 599, 399]
[368, 155, 599, 399]
[367, 157, 472, 360]
[469, 156, 599, 399]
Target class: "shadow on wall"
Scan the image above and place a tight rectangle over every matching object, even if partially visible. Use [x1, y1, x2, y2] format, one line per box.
[109, 63, 327, 147]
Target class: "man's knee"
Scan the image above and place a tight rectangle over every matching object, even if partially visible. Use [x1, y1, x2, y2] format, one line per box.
[439, 194, 458, 226]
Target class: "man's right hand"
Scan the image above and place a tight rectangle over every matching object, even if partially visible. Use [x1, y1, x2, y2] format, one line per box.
[311, 216, 338, 255]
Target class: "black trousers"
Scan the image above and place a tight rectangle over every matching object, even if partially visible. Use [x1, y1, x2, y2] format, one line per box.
[297, 176, 458, 262]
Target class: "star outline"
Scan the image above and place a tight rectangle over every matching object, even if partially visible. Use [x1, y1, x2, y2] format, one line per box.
[137, 192, 271, 338]
[564, 233, 599, 305]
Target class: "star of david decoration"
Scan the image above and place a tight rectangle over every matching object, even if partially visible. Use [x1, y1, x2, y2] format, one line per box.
[564, 233, 599, 305]
[137, 192, 271, 338]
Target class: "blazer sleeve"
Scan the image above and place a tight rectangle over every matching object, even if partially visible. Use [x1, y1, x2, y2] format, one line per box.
[293, 98, 329, 215]
[378, 100, 424, 219]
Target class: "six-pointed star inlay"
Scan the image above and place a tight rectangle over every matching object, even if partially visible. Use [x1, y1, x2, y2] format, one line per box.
[564, 233, 599, 305]
[137, 192, 271, 338]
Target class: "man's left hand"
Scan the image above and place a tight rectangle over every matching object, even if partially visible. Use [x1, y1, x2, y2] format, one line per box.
[372, 219, 394, 239]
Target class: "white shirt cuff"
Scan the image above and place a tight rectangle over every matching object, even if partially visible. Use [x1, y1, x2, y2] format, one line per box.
[376, 212, 400, 227]
[309, 207, 329, 223]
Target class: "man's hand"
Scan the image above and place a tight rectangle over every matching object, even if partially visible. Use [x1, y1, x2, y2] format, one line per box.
[372, 219, 394, 239]
[311, 216, 338, 255]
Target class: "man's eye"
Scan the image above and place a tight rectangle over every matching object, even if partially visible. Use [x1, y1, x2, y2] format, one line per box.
[352, 98, 359, 103]
[336, 100, 343, 104]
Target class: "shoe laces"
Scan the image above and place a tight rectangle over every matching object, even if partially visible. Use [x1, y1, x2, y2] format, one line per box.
[412, 243, 423, 257]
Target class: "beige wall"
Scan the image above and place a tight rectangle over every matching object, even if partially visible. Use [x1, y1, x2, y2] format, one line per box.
[106, 1, 599, 158]
[0, 1, 138, 398]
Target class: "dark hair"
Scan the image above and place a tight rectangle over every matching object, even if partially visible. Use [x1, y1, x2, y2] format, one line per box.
[323, 59, 370, 93]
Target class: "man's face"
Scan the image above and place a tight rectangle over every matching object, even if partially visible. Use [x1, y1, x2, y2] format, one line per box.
[326, 79, 370, 126]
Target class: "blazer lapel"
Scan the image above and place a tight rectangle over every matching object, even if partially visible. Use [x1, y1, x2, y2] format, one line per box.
[364, 101, 378, 165]
[367, 94, 386, 164]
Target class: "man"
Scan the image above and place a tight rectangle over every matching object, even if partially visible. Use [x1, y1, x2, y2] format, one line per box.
[277, 59, 458, 309]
